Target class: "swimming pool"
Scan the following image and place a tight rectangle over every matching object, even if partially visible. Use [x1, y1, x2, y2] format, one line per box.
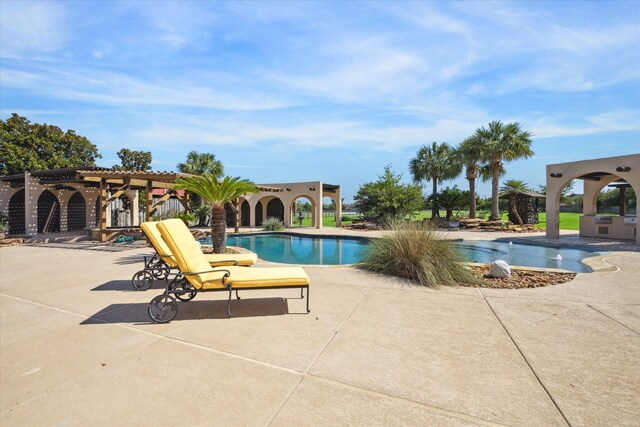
[452, 240, 595, 273]
[200, 234, 597, 272]
[222, 234, 369, 265]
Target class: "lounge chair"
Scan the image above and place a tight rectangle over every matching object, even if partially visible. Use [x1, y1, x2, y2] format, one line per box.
[147, 218, 310, 322]
[132, 221, 258, 290]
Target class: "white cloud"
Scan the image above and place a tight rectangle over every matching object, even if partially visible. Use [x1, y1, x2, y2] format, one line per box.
[0, 1, 67, 55]
[0, 66, 296, 111]
[532, 111, 640, 138]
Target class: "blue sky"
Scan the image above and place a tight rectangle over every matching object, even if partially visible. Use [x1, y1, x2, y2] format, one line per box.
[1, 1, 639, 202]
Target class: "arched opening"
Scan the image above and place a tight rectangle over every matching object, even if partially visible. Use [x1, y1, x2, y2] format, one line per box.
[266, 198, 285, 223]
[546, 156, 639, 244]
[67, 192, 86, 231]
[111, 194, 132, 227]
[255, 201, 263, 226]
[8, 189, 25, 235]
[290, 196, 315, 227]
[224, 203, 235, 227]
[241, 200, 250, 226]
[37, 190, 61, 233]
[322, 196, 336, 227]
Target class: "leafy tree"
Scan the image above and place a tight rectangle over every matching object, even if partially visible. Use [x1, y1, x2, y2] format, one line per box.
[436, 186, 470, 220]
[409, 142, 461, 218]
[455, 136, 483, 218]
[114, 148, 152, 171]
[177, 151, 224, 177]
[500, 179, 529, 225]
[296, 201, 312, 211]
[598, 187, 636, 212]
[172, 175, 259, 253]
[354, 166, 424, 222]
[0, 113, 101, 175]
[474, 121, 533, 221]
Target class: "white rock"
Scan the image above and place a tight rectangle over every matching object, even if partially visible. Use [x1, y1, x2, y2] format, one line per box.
[489, 260, 511, 278]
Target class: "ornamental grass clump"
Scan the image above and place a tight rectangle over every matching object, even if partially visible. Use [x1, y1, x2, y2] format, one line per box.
[263, 217, 285, 231]
[359, 221, 478, 288]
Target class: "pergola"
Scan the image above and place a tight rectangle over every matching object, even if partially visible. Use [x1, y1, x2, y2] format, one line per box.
[0, 167, 193, 241]
[546, 154, 639, 244]
[0, 167, 322, 241]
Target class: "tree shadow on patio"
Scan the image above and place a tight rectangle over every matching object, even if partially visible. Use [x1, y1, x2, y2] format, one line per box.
[113, 253, 155, 265]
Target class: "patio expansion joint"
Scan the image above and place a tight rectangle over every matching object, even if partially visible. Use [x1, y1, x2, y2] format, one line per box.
[586, 303, 640, 335]
[303, 287, 370, 374]
[480, 292, 573, 427]
[301, 374, 509, 427]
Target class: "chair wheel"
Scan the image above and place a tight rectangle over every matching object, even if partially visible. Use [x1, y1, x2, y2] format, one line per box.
[170, 278, 197, 302]
[148, 295, 178, 323]
[152, 268, 169, 280]
[132, 271, 154, 291]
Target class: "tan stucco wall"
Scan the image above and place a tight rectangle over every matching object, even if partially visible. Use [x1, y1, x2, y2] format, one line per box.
[546, 153, 640, 244]
[242, 181, 341, 229]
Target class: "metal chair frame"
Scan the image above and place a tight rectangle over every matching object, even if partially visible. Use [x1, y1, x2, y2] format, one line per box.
[147, 267, 310, 323]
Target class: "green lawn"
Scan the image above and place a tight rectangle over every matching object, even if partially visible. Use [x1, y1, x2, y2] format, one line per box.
[289, 211, 586, 230]
[535, 212, 578, 231]
[290, 214, 358, 228]
[411, 210, 584, 230]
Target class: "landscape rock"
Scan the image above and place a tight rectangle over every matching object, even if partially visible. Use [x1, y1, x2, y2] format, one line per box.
[489, 260, 511, 278]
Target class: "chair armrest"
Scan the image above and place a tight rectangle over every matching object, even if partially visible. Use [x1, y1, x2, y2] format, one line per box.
[209, 260, 240, 266]
[182, 268, 232, 277]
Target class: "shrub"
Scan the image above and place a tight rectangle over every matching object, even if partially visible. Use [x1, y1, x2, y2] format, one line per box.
[353, 166, 425, 222]
[263, 217, 284, 231]
[359, 221, 480, 288]
[175, 211, 196, 226]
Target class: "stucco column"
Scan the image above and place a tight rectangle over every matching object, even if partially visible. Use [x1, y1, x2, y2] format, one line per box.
[246, 196, 258, 228]
[81, 188, 99, 228]
[545, 167, 562, 240]
[127, 190, 139, 226]
[316, 184, 323, 229]
[57, 189, 72, 232]
[282, 195, 292, 228]
[335, 188, 342, 227]
[0, 181, 15, 214]
[24, 173, 38, 236]
[582, 180, 601, 216]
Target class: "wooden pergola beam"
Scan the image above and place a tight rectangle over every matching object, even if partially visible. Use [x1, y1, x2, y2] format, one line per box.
[145, 180, 153, 222]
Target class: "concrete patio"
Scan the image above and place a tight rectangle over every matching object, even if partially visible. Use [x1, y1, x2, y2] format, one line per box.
[1, 241, 638, 426]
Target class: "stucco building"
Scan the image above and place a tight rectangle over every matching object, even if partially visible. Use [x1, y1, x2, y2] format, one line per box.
[546, 154, 639, 244]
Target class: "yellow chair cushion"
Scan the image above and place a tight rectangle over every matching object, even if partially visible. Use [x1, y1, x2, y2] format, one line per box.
[157, 219, 309, 290]
[141, 222, 179, 268]
[157, 219, 215, 289]
[200, 266, 309, 289]
[205, 252, 258, 267]
[141, 221, 257, 268]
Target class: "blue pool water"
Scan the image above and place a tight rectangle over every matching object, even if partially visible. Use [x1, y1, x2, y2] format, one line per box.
[223, 234, 369, 265]
[452, 240, 595, 273]
[200, 234, 597, 271]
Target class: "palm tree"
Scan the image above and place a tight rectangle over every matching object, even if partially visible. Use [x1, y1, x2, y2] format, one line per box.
[177, 151, 225, 225]
[500, 179, 529, 226]
[475, 121, 533, 221]
[172, 175, 259, 253]
[409, 142, 462, 218]
[177, 151, 224, 177]
[455, 136, 483, 218]
[436, 186, 467, 220]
